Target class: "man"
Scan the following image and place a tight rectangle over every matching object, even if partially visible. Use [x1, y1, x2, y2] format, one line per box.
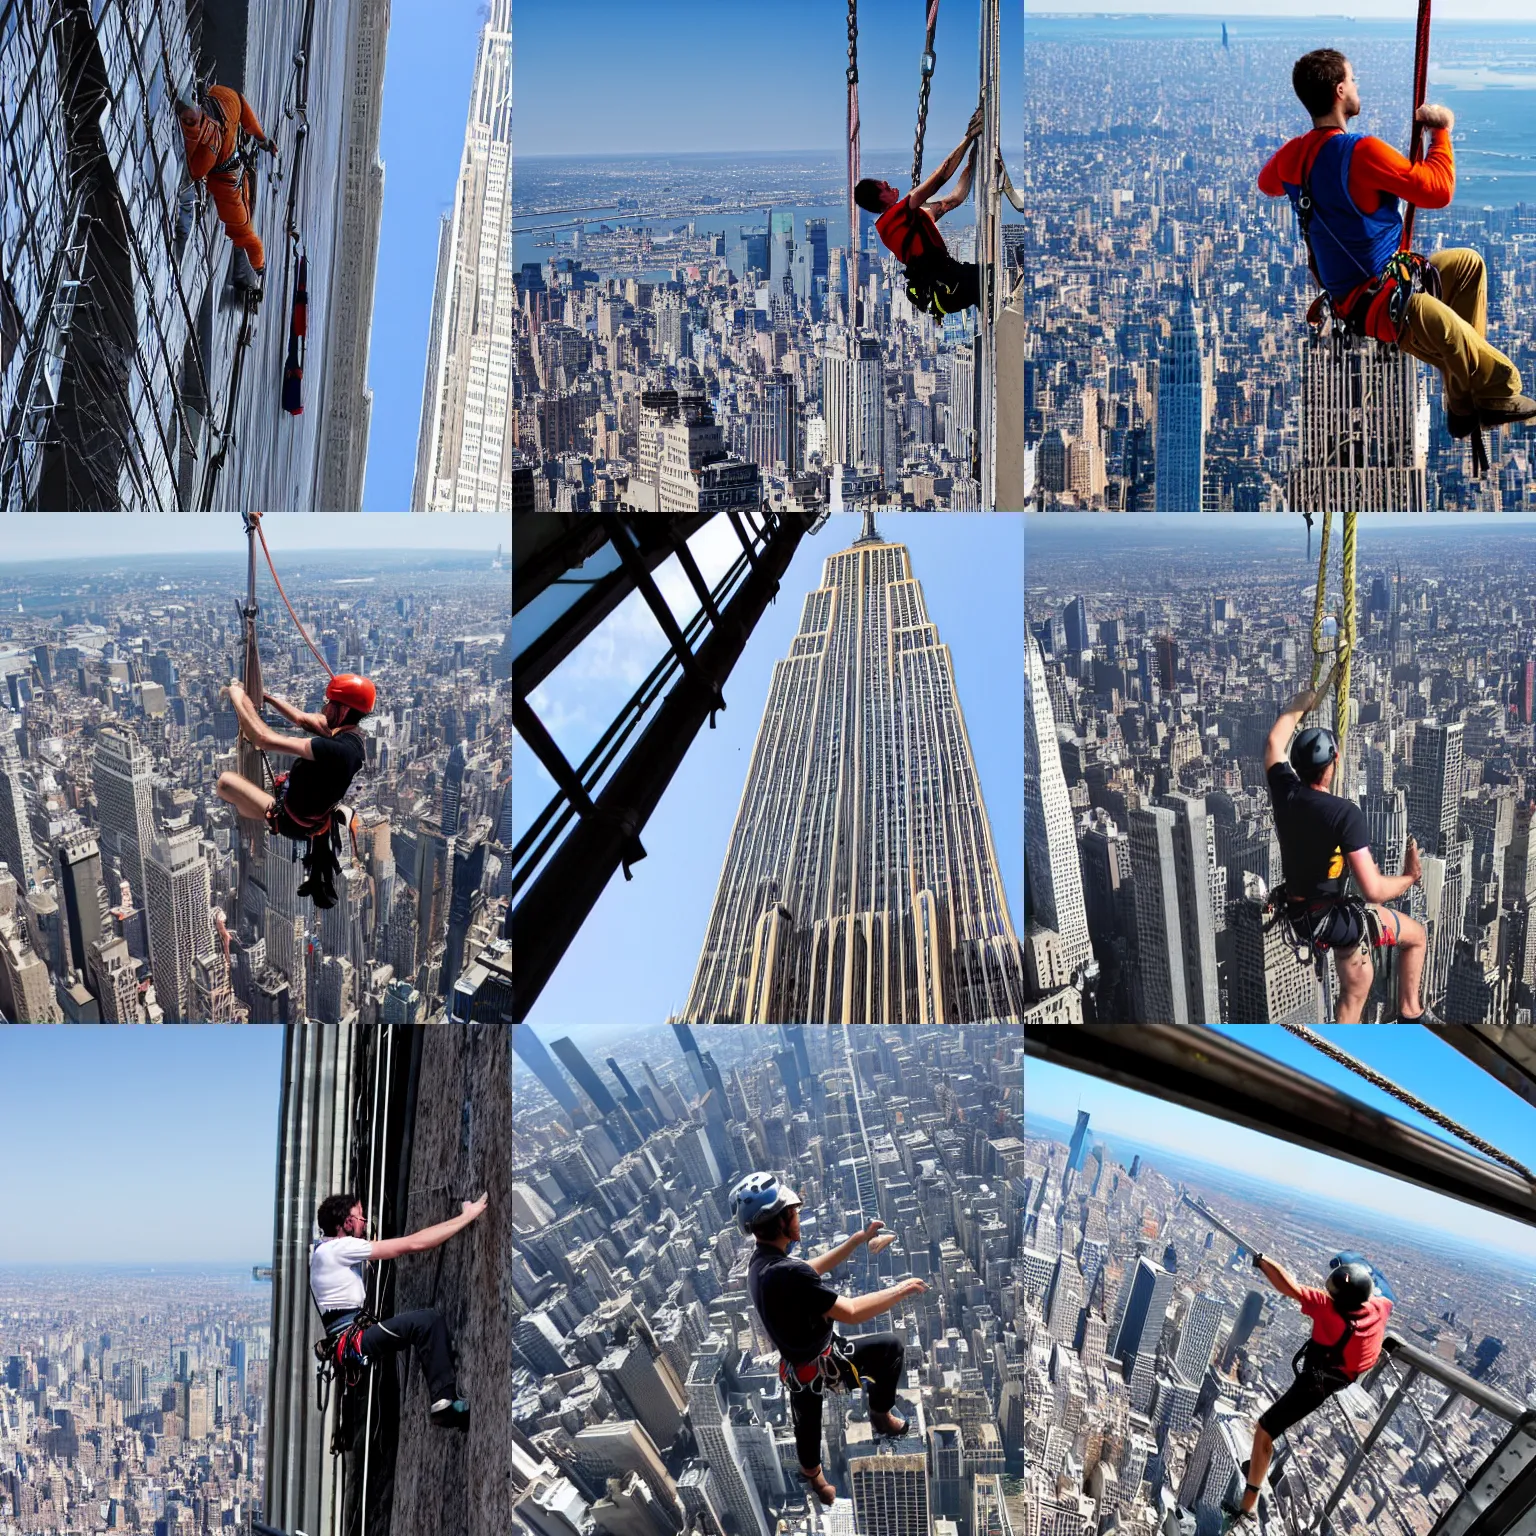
[1258, 49, 1536, 441]
[1230, 1255, 1391, 1522]
[310, 1190, 488, 1429]
[176, 84, 277, 282]
[855, 107, 985, 319]
[732, 1172, 926, 1508]
[1264, 656, 1436, 1023]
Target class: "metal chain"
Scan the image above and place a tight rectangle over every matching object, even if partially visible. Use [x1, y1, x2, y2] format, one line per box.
[1279, 1022, 1534, 1178]
[911, 0, 940, 188]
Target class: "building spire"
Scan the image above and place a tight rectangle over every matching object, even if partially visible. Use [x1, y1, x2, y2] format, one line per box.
[857, 509, 881, 544]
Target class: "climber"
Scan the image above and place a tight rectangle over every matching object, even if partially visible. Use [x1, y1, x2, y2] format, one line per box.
[732, 1172, 923, 1509]
[217, 674, 373, 907]
[1263, 654, 1437, 1024]
[1227, 1256, 1392, 1523]
[175, 83, 277, 287]
[310, 1191, 487, 1430]
[855, 106, 985, 320]
[1258, 49, 1536, 440]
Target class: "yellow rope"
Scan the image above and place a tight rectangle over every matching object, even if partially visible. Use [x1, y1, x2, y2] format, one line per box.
[1309, 505, 1334, 691]
[1337, 505, 1357, 776]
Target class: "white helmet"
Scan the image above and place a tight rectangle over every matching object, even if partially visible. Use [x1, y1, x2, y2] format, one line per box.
[729, 1172, 802, 1235]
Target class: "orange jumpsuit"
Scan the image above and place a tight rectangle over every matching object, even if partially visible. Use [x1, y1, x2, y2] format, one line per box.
[180, 85, 267, 271]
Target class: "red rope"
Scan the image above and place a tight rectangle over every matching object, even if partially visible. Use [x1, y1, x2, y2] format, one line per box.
[1401, 0, 1433, 251]
[254, 517, 335, 679]
[847, 0, 860, 330]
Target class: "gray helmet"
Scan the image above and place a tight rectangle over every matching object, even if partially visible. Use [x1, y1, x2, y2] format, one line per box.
[1326, 1260, 1373, 1313]
[729, 1172, 802, 1235]
[1291, 726, 1339, 781]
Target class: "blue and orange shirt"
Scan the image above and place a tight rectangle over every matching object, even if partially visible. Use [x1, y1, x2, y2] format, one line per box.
[1258, 126, 1454, 342]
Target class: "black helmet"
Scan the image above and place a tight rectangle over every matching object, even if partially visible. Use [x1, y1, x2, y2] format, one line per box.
[1326, 1260, 1373, 1313]
[1291, 726, 1339, 781]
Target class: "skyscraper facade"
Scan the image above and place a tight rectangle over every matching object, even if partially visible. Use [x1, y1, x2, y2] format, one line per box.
[822, 331, 885, 477]
[1154, 288, 1209, 512]
[1025, 639, 1093, 978]
[413, 0, 516, 509]
[0, 748, 37, 891]
[1409, 721, 1466, 858]
[144, 829, 216, 1023]
[93, 726, 155, 923]
[682, 521, 1022, 1023]
[1288, 339, 1429, 516]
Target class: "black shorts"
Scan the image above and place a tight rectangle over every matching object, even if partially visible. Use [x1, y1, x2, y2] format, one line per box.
[904, 252, 980, 316]
[1257, 1371, 1350, 1438]
[265, 786, 329, 843]
[1295, 901, 1402, 954]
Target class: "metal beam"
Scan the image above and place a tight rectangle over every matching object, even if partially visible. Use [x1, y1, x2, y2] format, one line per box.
[1430, 1024, 1536, 1115]
[1023, 1026, 1536, 1229]
[512, 516, 813, 1020]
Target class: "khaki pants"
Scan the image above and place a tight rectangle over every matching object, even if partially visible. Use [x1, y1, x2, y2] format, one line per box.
[1397, 248, 1522, 413]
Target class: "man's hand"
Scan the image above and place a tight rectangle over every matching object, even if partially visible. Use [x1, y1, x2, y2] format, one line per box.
[1403, 836, 1423, 884]
[461, 1193, 488, 1223]
[966, 105, 984, 140]
[900, 1278, 928, 1299]
[1416, 104, 1455, 132]
[1251, 1250, 1265, 1269]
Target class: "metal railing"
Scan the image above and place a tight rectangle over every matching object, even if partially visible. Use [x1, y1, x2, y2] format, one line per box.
[1312, 1334, 1536, 1536]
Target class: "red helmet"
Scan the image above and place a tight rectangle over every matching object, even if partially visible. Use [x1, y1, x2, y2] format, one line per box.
[325, 673, 375, 716]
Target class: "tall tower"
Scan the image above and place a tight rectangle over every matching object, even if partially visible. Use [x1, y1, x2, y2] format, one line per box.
[1154, 287, 1208, 512]
[850, 1452, 930, 1536]
[821, 332, 885, 477]
[682, 521, 1022, 1023]
[144, 830, 216, 1023]
[0, 747, 37, 891]
[56, 833, 105, 988]
[1409, 721, 1466, 858]
[1289, 339, 1428, 515]
[93, 726, 155, 922]
[441, 741, 469, 836]
[685, 1352, 771, 1536]
[1024, 639, 1093, 977]
[412, 0, 516, 510]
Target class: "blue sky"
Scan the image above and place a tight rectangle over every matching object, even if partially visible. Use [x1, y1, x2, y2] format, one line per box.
[0, 1028, 284, 1264]
[1029, 1025, 1536, 1262]
[518, 513, 1024, 1026]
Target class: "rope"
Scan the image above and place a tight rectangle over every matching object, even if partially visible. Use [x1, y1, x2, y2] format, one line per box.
[1401, 0, 1434, 253]
[911, 0, 941, 189]
[250, 513, 335, 678]
[1278, 1022, 1534, 1178]
[1337, 499, 1357, 771]
[847, 0, 861, 331]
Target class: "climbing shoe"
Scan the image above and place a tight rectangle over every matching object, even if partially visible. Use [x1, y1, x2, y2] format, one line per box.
[798, 1470, 836, 1507]
[871, 1409, 910, 1438]
[1398, 1004, 1446, 1025]
[1477, 395, 1536, 428]
[1446, 408, 1478, 440]
[430, 1398, 470, 1430]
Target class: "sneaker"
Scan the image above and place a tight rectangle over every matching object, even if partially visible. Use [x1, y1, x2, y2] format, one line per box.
[430, 1397, 470, 1430]
[1477, 395, 1536, 427]
[871, 1409, 910, 1437]
[1446, 407, 1478, 439]
[1398, 1004, 1445, 1024]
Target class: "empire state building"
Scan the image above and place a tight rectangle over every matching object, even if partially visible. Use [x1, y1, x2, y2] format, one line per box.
[681, 516, 1022, 1023]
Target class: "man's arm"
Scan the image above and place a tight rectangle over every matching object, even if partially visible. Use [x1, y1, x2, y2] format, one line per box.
[228, 683, 317, 761]
[1263, 656, 1341, 769]
[805, 1219, 895, 1275]
[910, 107, 984, 210]
[1346, 837, 1421, 905]
[1255, 1254, 1308, 1301]
[1353, 121, 1454, 210]
[926, 143, 978, 220]
[265, 692, 329, 736]
[827, 1277, 927, 1326]
[1257, 145, 1288, 198]
[369, 1194, 487, 1262]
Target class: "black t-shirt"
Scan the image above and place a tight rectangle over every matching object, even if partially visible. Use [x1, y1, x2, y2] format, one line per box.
[284, 730, 365, 818]
[1266, 761, 1370, 902]
[746, 1243, 840, 1365]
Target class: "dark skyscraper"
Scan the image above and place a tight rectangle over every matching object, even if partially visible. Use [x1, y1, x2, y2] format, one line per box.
[550, 1037, 622, 1119]
[1220, 1289, 1266, 1371]
[56, 833, 104, 992]
[512, 1026, 582, 1116]
[1064, 595, 1091, 654]
[1066, 1110, 1091, 1172]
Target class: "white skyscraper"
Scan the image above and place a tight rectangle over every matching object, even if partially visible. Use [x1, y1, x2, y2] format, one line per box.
[1173, 1291, 1224, 1383]
[93, 726, 155, 918]
[821, 330, 885, 476]
[1154, 286, 1209, 512]
[684, 1351, 770, 1536]
[1024, 638, 1093, 977]
[144, 829, 216, 1023]
[412, 0, 516, 509]
[0, 746, 37, 891]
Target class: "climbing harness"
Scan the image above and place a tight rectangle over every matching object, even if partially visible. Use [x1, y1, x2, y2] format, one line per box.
[1262, 884, 1397, 1000]
[779, 1336, 861, 1398]
[911, 0, 941, 188]
[313, 1308, 378, 1453]
[1276, 1021, 1534, 1179]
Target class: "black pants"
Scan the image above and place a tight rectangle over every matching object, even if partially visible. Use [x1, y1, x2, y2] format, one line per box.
[1257, 1369, 1349, 1439]
[788, 1333, 904, 1470]
[326, 1308, 457, 1402]
[904, 253, 980, 317]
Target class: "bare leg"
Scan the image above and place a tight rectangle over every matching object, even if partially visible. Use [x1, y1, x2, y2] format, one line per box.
[1242, 1426, 1273, 1513]
[1392, 913, 1428, 1018]
[217, 771, 275, 821]
[1332, 946, 1372, 1024]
